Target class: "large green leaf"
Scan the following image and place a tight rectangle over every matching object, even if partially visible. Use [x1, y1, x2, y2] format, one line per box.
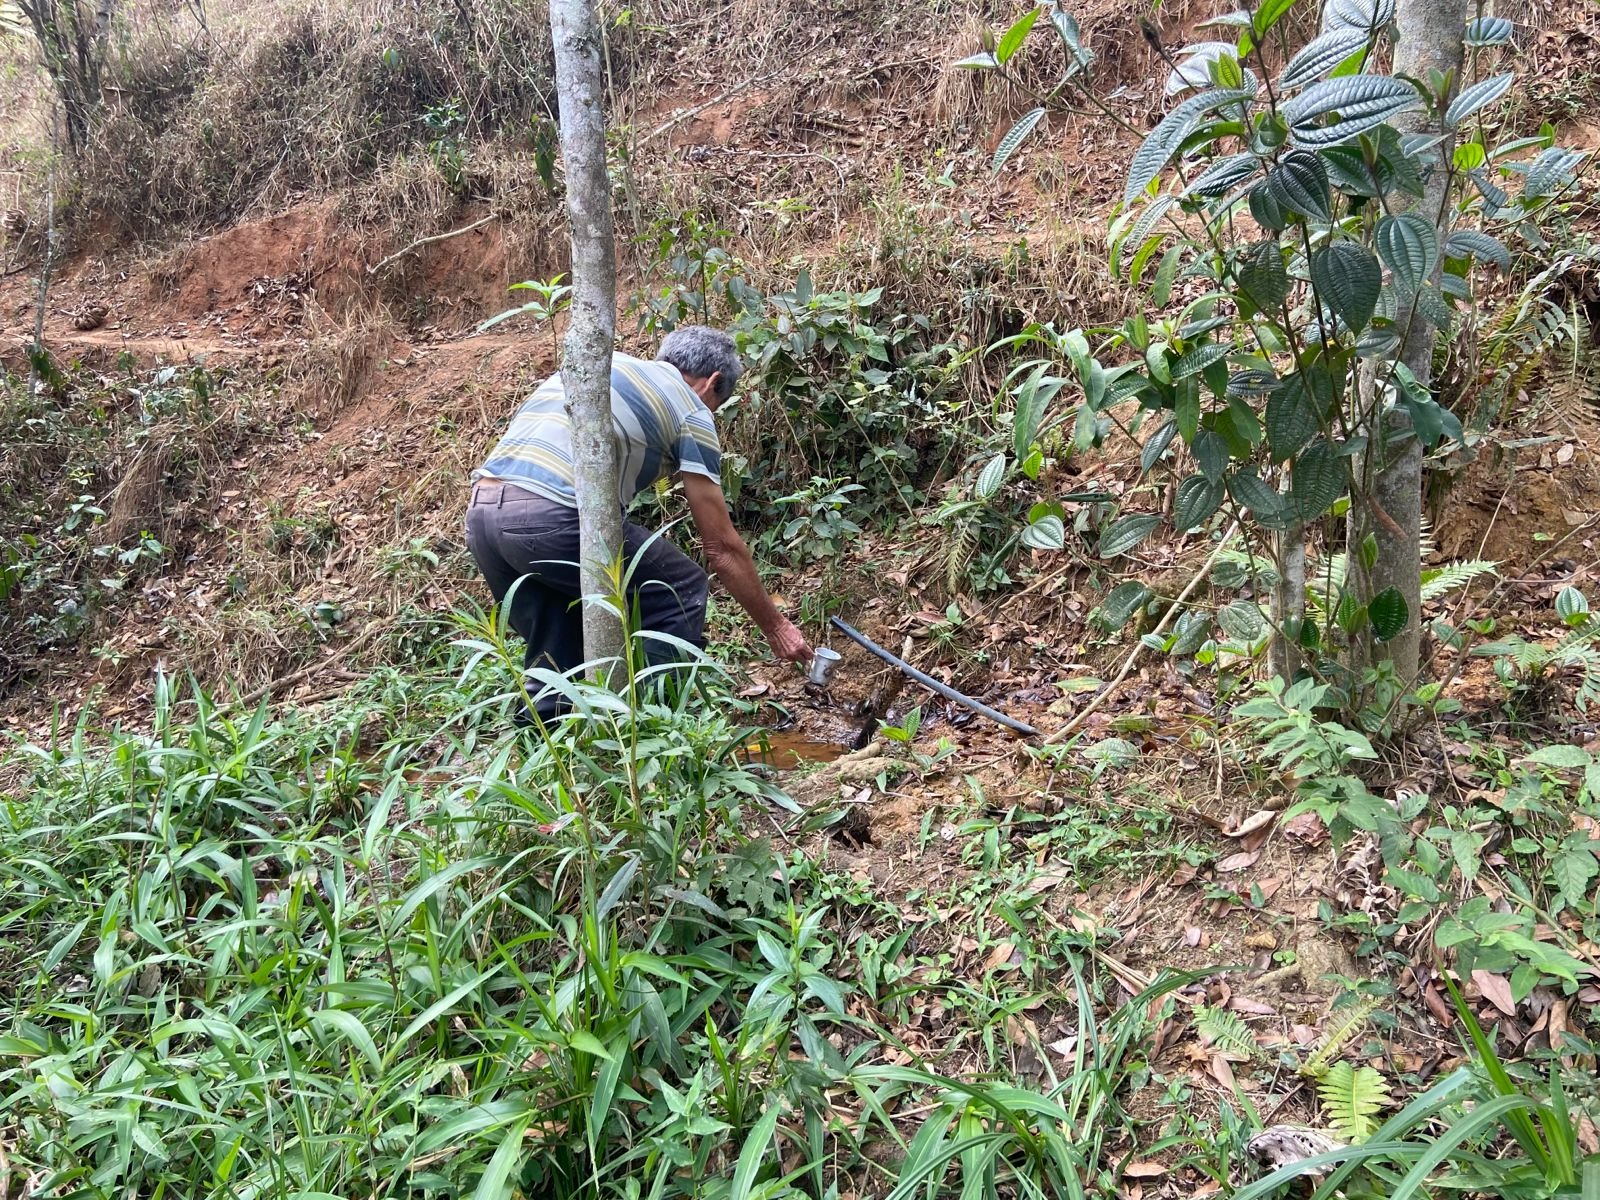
[1173, 341, 1232, 379]
[1125, 87, 1257, 204]
[1115, 194, 1177, 276]
[1099, 513, 1161, 558]
[1021, 514, 1066, 550]
[992, 106, 1046, 174]
[1524, 147, 1585, 199]
[1192, 429, 1229, 482]
[1444, 229, 1510, 272]
[995, 6, 1041, 64]
[1227, 367, 1280, 397]
[1311, 240, 1381, 334]
[1184, 152, 1261, 198]
[1248, 183, 1288, 232]
[1326, 0, 1394, 31]
[1368, 586, 1409, 642]
[1266, 372, 1323, 463]
[1266, 149, 1333, 222]
[976, 453, 1008, 500]
[1280, 27, 1369, 90]
[1235, 241, 1286, 312]
[1375, 212, 1438, 294]
[1226, 468, 1291, 528]
[1290, 439, 1345, 519]
[1282, 75, 1422, 148]
[1218, 599, 1266, 641]
[1464, 15, 1514, 46]
[1141, 418, 1179, 474]
[1100, 581, 1152, 629]
[1175, 474, 1225, 531]
[1444, 73, 1513, 129]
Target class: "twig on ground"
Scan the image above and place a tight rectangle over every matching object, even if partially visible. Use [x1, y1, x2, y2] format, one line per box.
[639, 60, 809, 145]
[368, 213, 499, 275]
[1045, 523, 1241, 745]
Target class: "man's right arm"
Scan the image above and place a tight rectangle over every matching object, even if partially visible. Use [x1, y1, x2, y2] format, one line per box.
[678, 472, 811, 664]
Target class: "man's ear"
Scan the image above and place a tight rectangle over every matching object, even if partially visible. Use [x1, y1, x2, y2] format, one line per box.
[702, 371, 724, 407]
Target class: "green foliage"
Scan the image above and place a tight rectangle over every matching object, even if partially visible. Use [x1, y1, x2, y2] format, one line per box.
[960, 0, 1580, 700]
[1476, 589, 1600, 713]
[769, 477, 865, 564]
[1236, 980, 1599, 1200]
[1316, 1062, 1392, 1144]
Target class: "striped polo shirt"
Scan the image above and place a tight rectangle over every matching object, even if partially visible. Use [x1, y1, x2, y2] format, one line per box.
[473, 354, 723, 508]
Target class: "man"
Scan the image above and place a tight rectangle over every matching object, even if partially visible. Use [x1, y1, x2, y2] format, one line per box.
[466, 325, 811, 719]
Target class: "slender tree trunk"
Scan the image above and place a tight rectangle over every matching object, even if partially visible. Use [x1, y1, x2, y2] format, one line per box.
[1344, 0, 1468, 693]
[1270, 521, 1306, 680]
[549, 0, 624, 669]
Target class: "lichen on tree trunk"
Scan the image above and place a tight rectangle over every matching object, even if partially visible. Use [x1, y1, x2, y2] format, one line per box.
[549, 0, 625, 670]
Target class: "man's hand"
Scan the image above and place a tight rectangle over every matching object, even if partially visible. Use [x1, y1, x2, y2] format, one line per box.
[766, 616, 812, 665]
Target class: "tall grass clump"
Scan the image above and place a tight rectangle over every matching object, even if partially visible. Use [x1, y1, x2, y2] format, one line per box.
[74, 0, 555, 238]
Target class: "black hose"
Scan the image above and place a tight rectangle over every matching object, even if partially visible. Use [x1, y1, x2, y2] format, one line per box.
[828, 616, 1040, 738]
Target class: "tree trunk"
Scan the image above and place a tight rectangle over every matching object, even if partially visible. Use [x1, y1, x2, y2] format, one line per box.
[1344, 0, 1469, 694]
[549, 0, 625, 670]
[1270, 521, 1306, 680]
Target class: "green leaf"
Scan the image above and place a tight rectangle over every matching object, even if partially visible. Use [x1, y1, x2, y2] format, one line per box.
[1185, 152, 1261, 197]
[1445, 73, 1513, 129]
[1173, 341, 1231, 379]
[1556, 585, 1591, 626]
[1360, 531, 1379, 572]
[731, 1103, 784, 1200]
[1125, 87, 1257, 204]
[1280, 27, 1369, 90]
[1227, 468, 1291, 527]
[1369, 586, 1409, 642]
[995, 6, 1042, 64]
[1218, 599, 1266, 641]
[1141, 418, 1179, 474]
[1252, 0, 1297, 37]
[1444, 229, 1510, 272]
[1100, 581, 1153, 629]
[1318, 1062, 1392, 1144]
[1326, 0, 1394, 32]
[1114, 195, 1178, 277]
[1176, 379, 1201, 442]
[992, 106, 1047, 174]
[1282, 75, 1422, 148]
[1021, 514, 1066, 551]
[1175, 474, 1225, 531]
[1267, 149, 1332, 221]
[1237, 240, 1289, 311]
[474, 1114, 532, 1200]
[976, 454, 1008, 500]
[1266, 372, 1325, 463]
[1248, 182, 1288, 232]
[310, 1009, 383, 1075]
[597, 854, 639, 920]
[1464, 15, 1514, 46]
[1192, 429, 1229, 482]
[1524, 147, 1585, 199]
[1171, 608, 1212, 656]
[1290, 439, 1344, 519]
[1311, 240, 1382, 334]
[1375, 213, 1438, 295]
[1551, 848, 1599, 908]
[954, 51, 1000, 70]
[1100, 513, 1161, 558]
[1151, 245, 1183, 305]
[1524, 744, 1592, 769]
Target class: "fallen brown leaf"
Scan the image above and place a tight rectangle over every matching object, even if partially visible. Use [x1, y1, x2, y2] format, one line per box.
[1472, 969, 1516, 1017]
[1216, 850, 1261, 873]
[984, 941, 1019, 973]
[1226, 809, 1278, 839]
[1123, 1161, 1167, 1180]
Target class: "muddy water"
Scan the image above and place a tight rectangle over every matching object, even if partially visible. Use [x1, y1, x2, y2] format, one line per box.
[740, 728, 849, 770]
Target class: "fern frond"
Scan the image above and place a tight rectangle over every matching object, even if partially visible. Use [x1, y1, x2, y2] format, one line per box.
[945, 516, 978, 594]
[1420, 559, 1498, 602]
[1300, 993, 1379, 1078]
[1193, 1005, 1258, 1060]
[1317, 1062, 1392, 1144]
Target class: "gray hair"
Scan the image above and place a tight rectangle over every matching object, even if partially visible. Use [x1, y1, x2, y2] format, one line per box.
[656, 326, 743, 402]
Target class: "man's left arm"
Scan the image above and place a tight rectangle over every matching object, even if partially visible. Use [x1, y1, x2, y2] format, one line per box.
[678, 472, 811, 664]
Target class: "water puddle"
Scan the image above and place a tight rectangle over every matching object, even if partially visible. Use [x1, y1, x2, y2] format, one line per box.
[740, 728, 849, 770]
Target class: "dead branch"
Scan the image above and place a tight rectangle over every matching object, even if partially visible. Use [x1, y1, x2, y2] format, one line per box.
[367, 212, 499, 275]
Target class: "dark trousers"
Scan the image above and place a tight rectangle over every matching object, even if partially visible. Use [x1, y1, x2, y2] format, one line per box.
[464, 482, 710, 694]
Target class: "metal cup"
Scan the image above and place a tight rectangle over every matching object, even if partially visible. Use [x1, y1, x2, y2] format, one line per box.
[806, 646, 841, 687]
